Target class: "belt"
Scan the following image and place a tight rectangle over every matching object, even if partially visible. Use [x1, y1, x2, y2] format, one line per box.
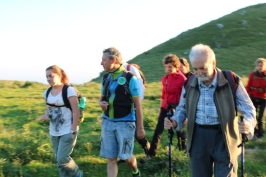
[196, 123, 220, 129]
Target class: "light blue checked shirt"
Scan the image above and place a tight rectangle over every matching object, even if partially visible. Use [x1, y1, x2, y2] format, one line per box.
[173, 71, 256, 133]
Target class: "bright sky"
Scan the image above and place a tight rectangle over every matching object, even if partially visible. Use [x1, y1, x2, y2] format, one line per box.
[1, 0, 265, 84]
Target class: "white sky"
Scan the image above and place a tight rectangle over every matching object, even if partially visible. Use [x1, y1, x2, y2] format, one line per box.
[1, 0, 265, 84]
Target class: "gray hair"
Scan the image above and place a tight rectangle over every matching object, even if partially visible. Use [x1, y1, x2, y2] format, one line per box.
[103, 47, 123, 64]
[189, 44, 216, 63]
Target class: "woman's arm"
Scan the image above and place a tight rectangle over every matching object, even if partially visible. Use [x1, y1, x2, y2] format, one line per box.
[69, 96, 80, 131]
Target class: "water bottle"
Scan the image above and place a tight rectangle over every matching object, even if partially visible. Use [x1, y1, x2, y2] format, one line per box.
[78, 97, 86, 109]
[78, 97, 86, 121]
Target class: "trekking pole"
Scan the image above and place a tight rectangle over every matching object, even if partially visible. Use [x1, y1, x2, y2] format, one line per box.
[166, 111, 174, 177]
[238, 115, 248, 177]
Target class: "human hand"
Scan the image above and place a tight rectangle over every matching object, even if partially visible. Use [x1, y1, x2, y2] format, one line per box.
[39, 114, 49, 121]
[164, 117, 177, 129]
[238, 120, 250, 135]
[183, 118, 188, 126]
[136, 128, 145, 139]
[100, 101, 109, 111]
[71, 133, 76, 139]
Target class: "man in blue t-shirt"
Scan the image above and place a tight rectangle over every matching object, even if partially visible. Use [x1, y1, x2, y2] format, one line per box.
[99, 47, 145, 177]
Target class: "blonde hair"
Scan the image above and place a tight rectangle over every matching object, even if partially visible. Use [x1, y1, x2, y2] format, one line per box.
[179, 57, 190, 72]
[255, 58, 266, 71]
[255, 58, 266, 65]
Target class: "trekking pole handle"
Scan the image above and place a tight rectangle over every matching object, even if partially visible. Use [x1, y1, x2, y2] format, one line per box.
[166, 111, 174, 131]
[240, 115, 244, 122]
[166, 111, 171, 120]
[239, 115, 248, 143]
[166, 111, 174, 143]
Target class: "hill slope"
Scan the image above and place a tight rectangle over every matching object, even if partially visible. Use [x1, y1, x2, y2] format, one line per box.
[93, 3, 266, 83]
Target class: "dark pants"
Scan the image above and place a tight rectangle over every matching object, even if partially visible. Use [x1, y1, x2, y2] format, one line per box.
[190, 124, 237, 177]
[252, 98, 266, 138]
[147, 108, 167, 157]
[135, 136, 149, 154]
[176, 130, 186, 151]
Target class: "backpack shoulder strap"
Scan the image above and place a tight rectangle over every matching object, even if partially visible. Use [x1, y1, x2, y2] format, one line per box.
[126, 64, 131, 71]
[222, 70, 239, 93]
[184, 74, 196, 91]
[122, 71, 131, 95]
[62, 84, 71, 110]
[102, 73, 111, 101]
[46, 87, 52, 101]
[183, 74, 195, 98]
[222, 70, 239, 115]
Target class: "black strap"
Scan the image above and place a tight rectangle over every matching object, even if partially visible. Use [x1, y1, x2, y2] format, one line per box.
[62, 84, 71, 110]
[45, 84, 71, 110]
[102, 74, 111, 101]
[102, 71, 131, 101]
[222, 70, 239, 115]
[122, 71, 130, 95]
[45, 87, 52, 101]
[183, 74, 195, 98]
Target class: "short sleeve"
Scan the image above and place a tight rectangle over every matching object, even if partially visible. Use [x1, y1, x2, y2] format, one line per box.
[129, 76, 140, 97]
[67, 86, 77, 98]
[42, 89, 48, 99]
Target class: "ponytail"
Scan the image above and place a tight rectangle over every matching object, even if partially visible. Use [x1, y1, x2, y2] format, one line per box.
[46, 65, 69, 84]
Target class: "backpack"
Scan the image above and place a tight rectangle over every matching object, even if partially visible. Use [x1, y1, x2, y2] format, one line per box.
[126, 64, 146, 88]
[184, 70, 239, 115]
[45, 84, 86, 123]
[102, 64, 146, 102]
[102, 71, 132, 102]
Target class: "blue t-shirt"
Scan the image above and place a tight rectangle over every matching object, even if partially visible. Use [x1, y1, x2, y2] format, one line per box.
[101, 68, 140, 121]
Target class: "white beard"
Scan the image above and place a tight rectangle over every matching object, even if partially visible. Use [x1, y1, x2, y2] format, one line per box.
[196, 75, 210, 82]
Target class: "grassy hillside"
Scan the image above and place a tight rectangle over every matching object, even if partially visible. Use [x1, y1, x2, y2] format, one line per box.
[93, 3, 266, 83]
[0, 80, 266, 177]
[1, 3, 266, 177]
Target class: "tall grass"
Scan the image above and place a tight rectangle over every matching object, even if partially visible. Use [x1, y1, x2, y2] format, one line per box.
[1, 3, 266, 177]
[0, 80, 266, 177]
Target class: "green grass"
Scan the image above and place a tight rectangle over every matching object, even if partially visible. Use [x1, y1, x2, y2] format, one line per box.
[1, 3, 266, 177]
[0, 80, 266, 177]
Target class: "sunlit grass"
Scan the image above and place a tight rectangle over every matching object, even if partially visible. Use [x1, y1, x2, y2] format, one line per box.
[1, 3, 266, 176]
[1, 78, 266, 177]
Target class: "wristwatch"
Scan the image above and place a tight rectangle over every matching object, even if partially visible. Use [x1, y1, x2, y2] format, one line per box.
[70, 130, 77, 135]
